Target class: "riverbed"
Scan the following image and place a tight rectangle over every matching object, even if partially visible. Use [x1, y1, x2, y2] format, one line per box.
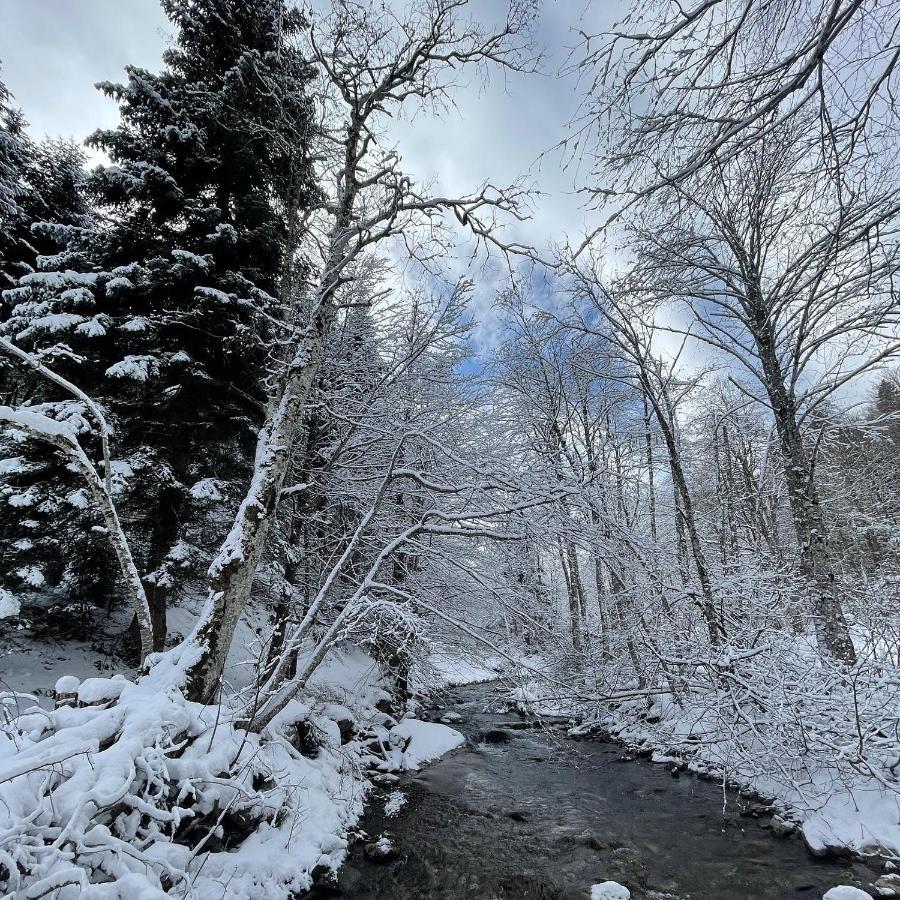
[320, 684, 884, 899]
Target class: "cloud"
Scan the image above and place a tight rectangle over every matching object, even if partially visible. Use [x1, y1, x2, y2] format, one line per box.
[1, 0, 625, 347]
[1, 0, 170, 150]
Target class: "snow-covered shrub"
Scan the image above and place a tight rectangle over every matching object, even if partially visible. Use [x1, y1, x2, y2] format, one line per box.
[0, 668, 368, 898]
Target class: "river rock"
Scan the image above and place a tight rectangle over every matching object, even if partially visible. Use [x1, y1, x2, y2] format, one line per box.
[479, 729, 512, 744]
[53, 675, 80, 708]
[803, 831, 853, 859]
[373, 773, 400, 786]
[823, 888, 873, 900]
[364, 834, 400, 863]
[874, 873, 900, 895]
[576, 831, 610, 852]
[309, 862, 338, 890]
[591, 881, 631, 900]
[287, 719, 321, 758]
[770, 814, 796, 837]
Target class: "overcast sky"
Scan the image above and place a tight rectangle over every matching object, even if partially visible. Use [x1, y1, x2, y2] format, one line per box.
[0, 0, 623, 349]
[0, 1, 620, 242]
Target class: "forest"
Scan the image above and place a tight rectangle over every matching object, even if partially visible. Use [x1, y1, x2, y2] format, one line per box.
[1, 1, 900, 898]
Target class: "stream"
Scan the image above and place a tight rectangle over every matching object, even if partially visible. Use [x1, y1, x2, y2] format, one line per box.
[319, 683, 884, 899]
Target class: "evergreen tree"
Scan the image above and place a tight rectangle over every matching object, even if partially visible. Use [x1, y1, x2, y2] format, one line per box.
[0, 0, 317, 652]
[876, 373, 900, 445]
[0, 73, 33, 290]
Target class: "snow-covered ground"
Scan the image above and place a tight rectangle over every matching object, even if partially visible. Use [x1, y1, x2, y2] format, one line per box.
[422, 647, 505, 687]
[0, 621, 469, 898]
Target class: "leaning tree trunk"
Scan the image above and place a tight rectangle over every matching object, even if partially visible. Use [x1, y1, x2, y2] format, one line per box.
[177, 207, 355, 701]
[180, 300, 337, 700]
[756, 333, 856, 663]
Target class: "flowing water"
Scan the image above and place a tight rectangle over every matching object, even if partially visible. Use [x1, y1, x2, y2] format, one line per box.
[318, 684, 884, 900]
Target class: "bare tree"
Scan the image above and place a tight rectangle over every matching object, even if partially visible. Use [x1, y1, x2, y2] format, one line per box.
[576, 0, 900, 215]
[563, 263, 728, 649]
[627, 125, 900, 660]
[170, 0, 538, 701]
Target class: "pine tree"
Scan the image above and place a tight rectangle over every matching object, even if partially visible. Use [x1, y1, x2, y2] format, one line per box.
[0, 74, 33, 291]
[0, 0, 317, 653]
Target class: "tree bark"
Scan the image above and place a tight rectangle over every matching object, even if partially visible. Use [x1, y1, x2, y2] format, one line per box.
[754, 330, 856, 663]
[646, 377, 725, 647]
[558, 538, 585, 655]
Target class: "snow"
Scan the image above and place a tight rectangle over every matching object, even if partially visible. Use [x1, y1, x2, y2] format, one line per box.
[0, 641, 410, 898]
[196, 286, 233, 304]
[0, 674, 365, 897]
[384, 790, 407, 816]
[172, 249, 211, 269]
[59, 286, 96, 307]
[55, 675, 81, 695]
[18, 312, 86, 337]
[0, 455, 28, 474]
[76, 316, 108, 337]
[189, 477, 223, 501]
[385, 718, 465, 770]
[0, 407, 76, 440]
[120, 316, 150, 332]
[15, 565, 44, 587]
[105, 355, 159, 382]
[7, 485, 39, 507]
[424, 648, 503, 686]
[110, 459, 135, 491]
[591, 883, 630, 900]
[0, 589, 20, 620]
[19, 270, 98, 289]
[166, 541, 194, 565]
[66, 488, 91, 509]
[823, 888, 873, 899]
[77, 675, 128, 704]
[105, 276, 134, 295]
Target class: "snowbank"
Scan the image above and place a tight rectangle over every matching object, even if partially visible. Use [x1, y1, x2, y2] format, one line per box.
[0, 670, 370, 899]
[385, 717, 465, 769]
[0, 632, 474, 898]
[425, 650, 503, 686]
[823, 888, 871, 900]
[591, 882, 631, 900]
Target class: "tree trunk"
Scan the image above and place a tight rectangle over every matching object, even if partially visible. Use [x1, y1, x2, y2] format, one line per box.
[558, 539, 585, 655]
[646, 379, 724, 647]
[642, 395, 658, 543]
[755, 333, 856, 663]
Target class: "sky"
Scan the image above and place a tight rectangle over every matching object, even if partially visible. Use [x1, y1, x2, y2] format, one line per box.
[0, 0, 620, 249]
[0, 0, 627, 351]
[1, 1, 885, 406]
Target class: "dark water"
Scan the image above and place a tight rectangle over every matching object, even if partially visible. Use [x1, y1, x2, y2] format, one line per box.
[326, 684, 883, 900]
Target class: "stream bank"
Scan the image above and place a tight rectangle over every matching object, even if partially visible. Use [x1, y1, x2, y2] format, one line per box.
[312, 683, 889, 899]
